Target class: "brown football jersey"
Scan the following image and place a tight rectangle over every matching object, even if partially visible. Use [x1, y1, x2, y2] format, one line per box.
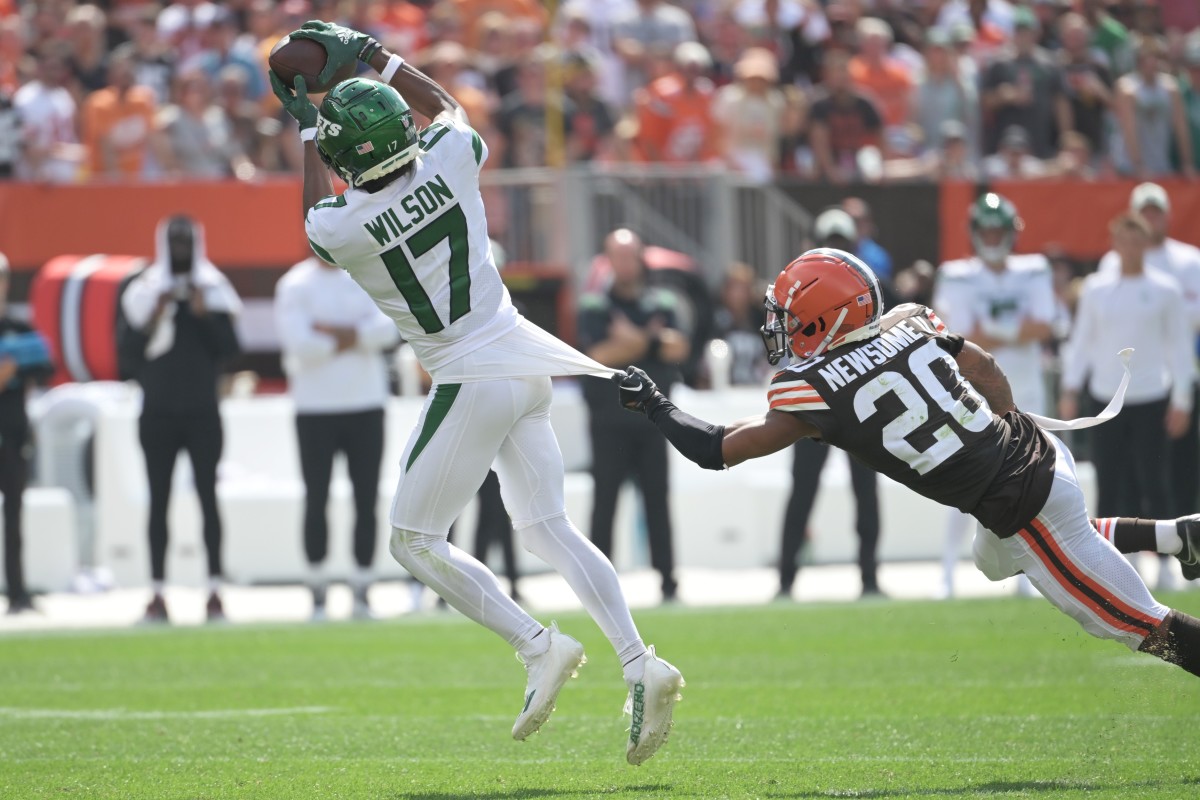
[767, 303, 1056, 537]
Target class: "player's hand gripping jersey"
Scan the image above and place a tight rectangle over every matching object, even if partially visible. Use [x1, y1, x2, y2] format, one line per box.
[768, 303, 1057, 537]
[304, 117, 519, 374]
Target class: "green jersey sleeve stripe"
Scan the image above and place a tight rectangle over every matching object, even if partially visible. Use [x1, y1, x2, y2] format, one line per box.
[313, 194, 347, 210]
[470, 130, 484, 165]
[308, 238, 336, 265]
[421, 123, 451, 150]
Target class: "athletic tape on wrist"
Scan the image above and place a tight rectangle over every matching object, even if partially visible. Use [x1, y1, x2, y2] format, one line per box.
[380, 54, 405, 83]
[300, 127, 317, 142]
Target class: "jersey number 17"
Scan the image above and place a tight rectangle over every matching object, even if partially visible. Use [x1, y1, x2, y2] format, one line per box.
[380, 203, 472, 334]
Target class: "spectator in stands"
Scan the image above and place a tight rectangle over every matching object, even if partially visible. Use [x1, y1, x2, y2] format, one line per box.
[276, 253, 400, 621]
[1052, 130, 1100, 180]
[66, 4, 110, 95]
[842, 197, 893, 281]
[578, 229, 688, 603]
[808, 49, 883, 183]
[0, 88, 16, 180]
[118, 215, 242, 623]
[912, 27, 980, 162]
[1058, 12, 1114, 166]
[0, 15, 30, 96]
[778, 208, 882, 600]
[983, 124, 1049, 179]
[82, 45, 156, 180]
[214, 66, 268, 177]
[126, 5, 177, 106]
[881, 118, 980, 182]
[711, 261, 771, 387]
[14, 44, 85, 183]
[1182, 35, 1200, 174]
[496, 44, 565, 168]
[156, 69, 255, 180]
[613, 0, 698, 106]
[157, 0, 214, 64]
[562, 50, 617, 164]
[712, 47, 787, 183]
[1113, 35, 1194, 178]
[1082, 0, 1134, 75]
[0, 253, 53, 615]
[420, 42, 492, 132]
[634, 42, 719, 165]
[849, 16, 913, 135]
[1061, 211, 1194, 590]
[731, 0, 829, 88]
[981, 6, 1071, 159]
[557, 0, 636, 107]
[184, 5, 266, 103]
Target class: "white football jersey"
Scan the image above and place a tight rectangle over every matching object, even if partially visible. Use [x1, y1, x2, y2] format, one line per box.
[933, 254, 1055, 414]
[305, 116, 520, 373]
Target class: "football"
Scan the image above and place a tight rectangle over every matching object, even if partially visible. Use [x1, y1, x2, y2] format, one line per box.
[268, 35, 356, 94]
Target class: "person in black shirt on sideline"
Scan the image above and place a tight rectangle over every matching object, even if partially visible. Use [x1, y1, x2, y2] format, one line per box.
[119, 216, 241, 624]
[618, 247, 1200, 681]
[0, 253, 53, 614]
[577, 229, 689, 603]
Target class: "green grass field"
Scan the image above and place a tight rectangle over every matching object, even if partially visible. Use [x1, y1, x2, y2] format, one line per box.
[2, 594, 1198, 800]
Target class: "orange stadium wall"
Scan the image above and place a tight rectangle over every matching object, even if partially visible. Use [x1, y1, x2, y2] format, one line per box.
[939, 179, 1200, 262]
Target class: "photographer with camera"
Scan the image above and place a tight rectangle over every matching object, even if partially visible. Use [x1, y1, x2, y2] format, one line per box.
[119, 215, 242, 624]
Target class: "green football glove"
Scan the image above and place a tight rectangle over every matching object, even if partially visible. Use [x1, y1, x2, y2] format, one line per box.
[291, 19, 382, 87]
[270, 72, 318, 130]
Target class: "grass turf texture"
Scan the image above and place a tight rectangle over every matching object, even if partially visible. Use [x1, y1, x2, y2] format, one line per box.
[1, 595, 1198, 799]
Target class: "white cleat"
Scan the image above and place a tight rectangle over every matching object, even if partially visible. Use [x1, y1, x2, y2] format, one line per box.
[512, 623, 586, 741]
[625, 646, 685, 766]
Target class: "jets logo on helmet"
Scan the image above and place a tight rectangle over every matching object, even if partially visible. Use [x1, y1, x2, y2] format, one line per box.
[969, 192, 1023, 265]
[761, 248, 884, 365]
[316, 78, 420, 187]
[315, 116, 342, 140]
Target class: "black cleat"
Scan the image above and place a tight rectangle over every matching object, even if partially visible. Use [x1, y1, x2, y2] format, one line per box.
[205, 591, 226, 623]
[1176, 515, 1200, 581]
[143, 593, 169, 624]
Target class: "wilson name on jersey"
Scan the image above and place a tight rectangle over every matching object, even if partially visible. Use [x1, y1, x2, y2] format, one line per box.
[767, 303, 1056, 537]
[304, 117, 520, 373]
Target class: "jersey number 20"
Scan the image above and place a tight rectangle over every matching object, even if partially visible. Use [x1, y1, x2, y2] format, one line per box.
[380, 204, 472, 334]
[853, 340, 992, 475]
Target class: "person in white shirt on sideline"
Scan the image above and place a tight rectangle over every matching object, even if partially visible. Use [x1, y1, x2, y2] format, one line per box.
[276, 255, 401, 620]
[932, 193, 1056, 599]
[1097, 184, 1200, 584]
[1061, 211, 1195, 591]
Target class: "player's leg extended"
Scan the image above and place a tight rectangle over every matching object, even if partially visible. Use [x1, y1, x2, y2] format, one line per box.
[388, 381, 547, 649]
[387, 379, 585, 740]
[495, 376, 683, 764]
[991, 436, 1200, 675]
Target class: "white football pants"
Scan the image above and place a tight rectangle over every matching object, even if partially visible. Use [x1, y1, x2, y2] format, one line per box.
[972, 432, 1169, 650]
[388, 376, 645, 666]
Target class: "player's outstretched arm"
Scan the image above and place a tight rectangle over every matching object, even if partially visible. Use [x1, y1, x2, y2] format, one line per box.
[364, 49, 467, 127]
[618, 367, 814, 468]
[269, 73, 332, 215]
[953, 339, 1016, 416]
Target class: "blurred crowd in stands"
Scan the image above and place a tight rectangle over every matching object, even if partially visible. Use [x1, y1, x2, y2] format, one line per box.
[3, 0, 1200, 184]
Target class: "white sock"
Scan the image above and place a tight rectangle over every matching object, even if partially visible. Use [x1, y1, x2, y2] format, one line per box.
[351, 566, 372, 592]
[519, 514, 647, 672]
[621, 649, 648, 683]
[208, 577, 221, 594]
[1158, 520, 1183, 555]
[309, 561, 328, 590]
[389, 527, 543, 653]
[151, 580, 164, 596]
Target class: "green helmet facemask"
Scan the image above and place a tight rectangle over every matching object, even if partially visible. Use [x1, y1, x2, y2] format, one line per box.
[316, 78, 420, 187]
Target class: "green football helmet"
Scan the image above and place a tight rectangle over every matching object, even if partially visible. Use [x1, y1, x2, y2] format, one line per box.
[316, 78, 420, 187]
[969, 192, 1023, 264]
